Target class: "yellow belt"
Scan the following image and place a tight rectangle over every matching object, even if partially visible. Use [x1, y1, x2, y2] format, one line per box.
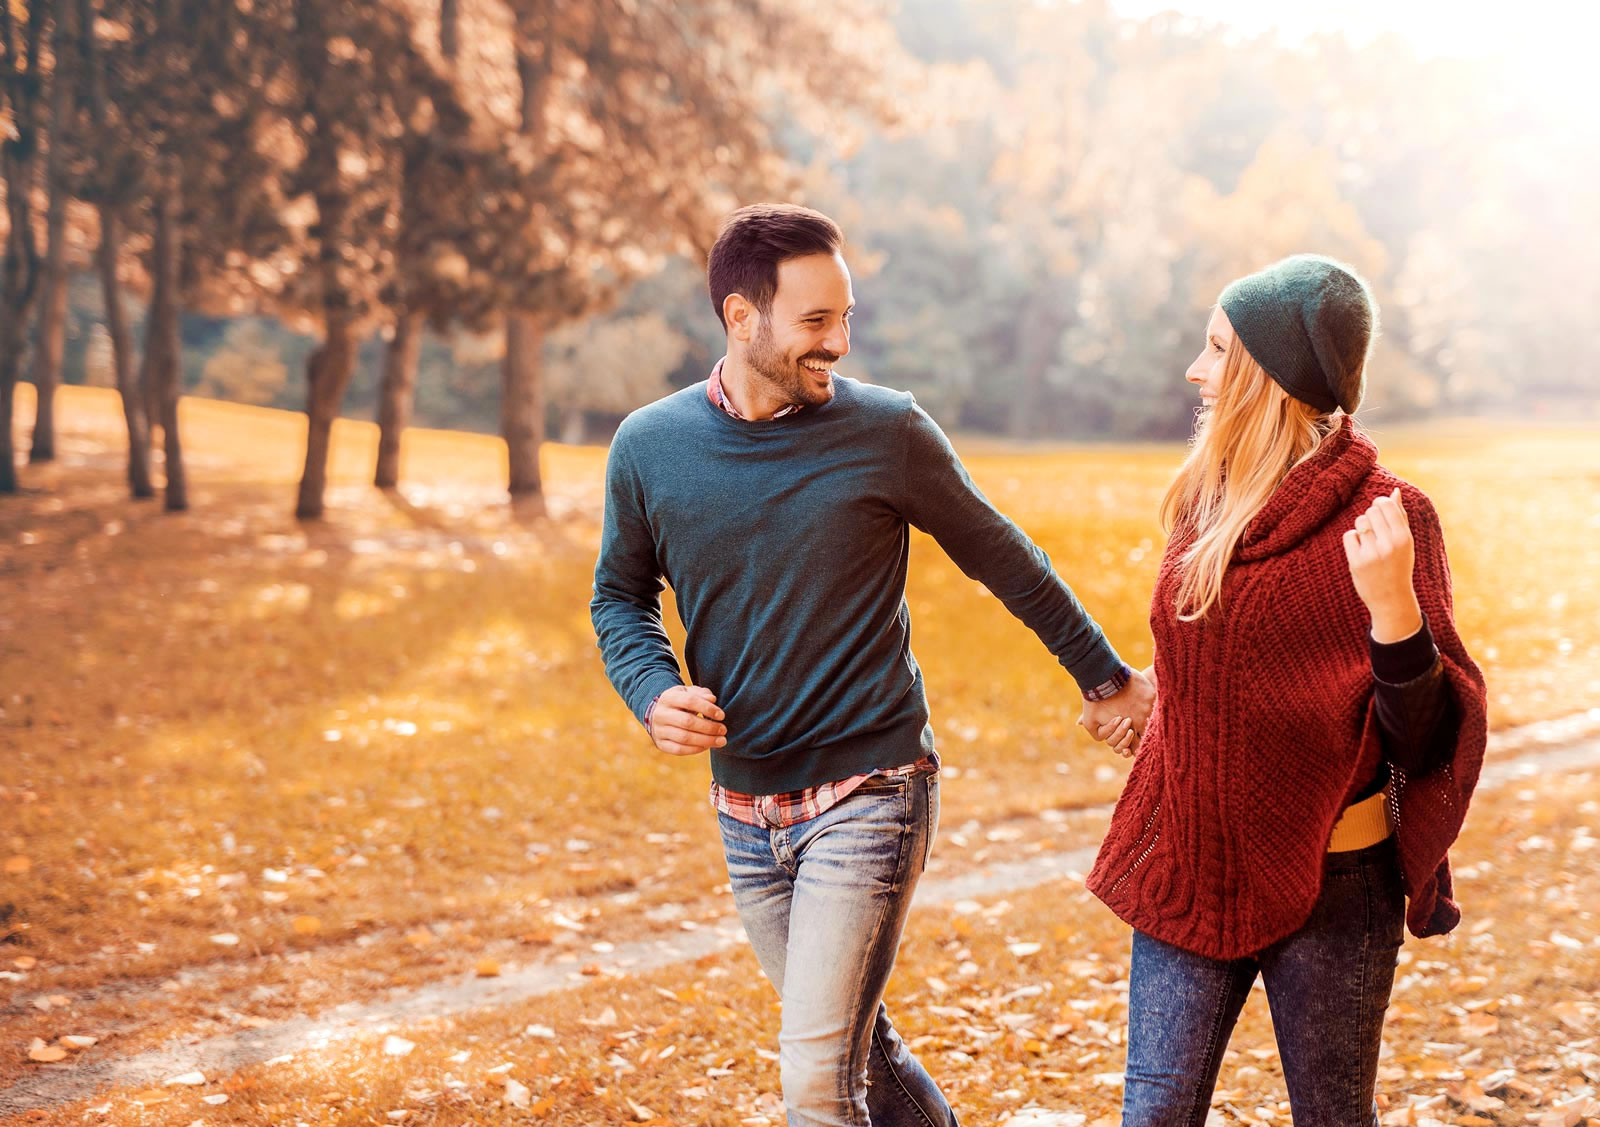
[1327, 788, 1395, 853]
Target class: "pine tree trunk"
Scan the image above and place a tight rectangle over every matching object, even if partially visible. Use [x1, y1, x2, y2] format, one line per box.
[374, 309, 422, 489]
[144, 183, 186, 511]
[99, 205, 154, 498]
[295, 312, 359, 520]
[502, 311, 545, 509]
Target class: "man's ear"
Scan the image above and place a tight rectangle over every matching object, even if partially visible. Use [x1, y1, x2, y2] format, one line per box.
[724, 293, 755, 343]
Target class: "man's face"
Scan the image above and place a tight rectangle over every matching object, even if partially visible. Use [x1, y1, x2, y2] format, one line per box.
[746, 253, 854, 408]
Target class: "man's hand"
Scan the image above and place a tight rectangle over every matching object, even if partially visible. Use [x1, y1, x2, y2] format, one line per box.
[1079, 668, 1155, 759]
[649, 685, 728, 756]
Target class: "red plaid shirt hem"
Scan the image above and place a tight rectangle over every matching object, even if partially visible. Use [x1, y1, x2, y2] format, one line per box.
[710, 754, 940, 828]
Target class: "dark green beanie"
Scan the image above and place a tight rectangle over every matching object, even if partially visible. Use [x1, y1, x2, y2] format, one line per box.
[1218, 254, 1377, 415]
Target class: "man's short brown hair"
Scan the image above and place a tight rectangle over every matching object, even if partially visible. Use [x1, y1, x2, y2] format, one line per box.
[707, 204, 844, 330]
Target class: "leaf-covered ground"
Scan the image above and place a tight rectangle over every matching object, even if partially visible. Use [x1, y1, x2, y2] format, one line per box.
[4, 387, 1598, 1124]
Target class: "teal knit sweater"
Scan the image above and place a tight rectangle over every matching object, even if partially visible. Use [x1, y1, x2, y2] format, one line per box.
[590, 376, 1123, 794]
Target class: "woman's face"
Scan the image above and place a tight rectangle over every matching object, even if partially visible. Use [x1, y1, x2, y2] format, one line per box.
[1186, 307, 1233, 406]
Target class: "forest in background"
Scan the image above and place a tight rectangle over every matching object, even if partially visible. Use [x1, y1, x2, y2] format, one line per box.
[4, 0, 1594, 521]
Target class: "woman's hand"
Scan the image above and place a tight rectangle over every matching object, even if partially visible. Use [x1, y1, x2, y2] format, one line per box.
[1343, 488, 1424, 644]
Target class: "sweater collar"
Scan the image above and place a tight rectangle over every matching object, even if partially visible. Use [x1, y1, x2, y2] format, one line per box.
[1237, 415, 1378, 561]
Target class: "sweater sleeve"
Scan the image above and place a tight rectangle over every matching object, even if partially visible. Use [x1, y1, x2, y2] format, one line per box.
[1370, 616, 1456, 779]
[897, 400, 1123, 693]
[589, 433, 685, 729]
[1388, 487, 1489, 939]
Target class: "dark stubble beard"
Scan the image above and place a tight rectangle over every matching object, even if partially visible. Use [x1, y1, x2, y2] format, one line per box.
[747, 317, 837, 409]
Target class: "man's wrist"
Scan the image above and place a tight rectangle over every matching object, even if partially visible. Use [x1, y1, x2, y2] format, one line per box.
[1082, 662, 1133, 702]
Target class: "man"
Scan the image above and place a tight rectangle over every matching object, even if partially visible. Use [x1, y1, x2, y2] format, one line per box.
[591, 203, 1153, 1126]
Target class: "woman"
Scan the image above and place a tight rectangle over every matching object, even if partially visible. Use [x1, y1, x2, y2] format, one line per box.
[1084, 254, 1489, 1126]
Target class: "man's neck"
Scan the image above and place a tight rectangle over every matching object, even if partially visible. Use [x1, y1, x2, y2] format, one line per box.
[719, 354, 791, 421]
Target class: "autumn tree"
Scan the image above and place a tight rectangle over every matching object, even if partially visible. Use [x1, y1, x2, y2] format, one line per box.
[474, 0, 898, 511]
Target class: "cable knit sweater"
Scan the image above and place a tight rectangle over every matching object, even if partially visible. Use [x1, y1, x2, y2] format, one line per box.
[1087, 417, 1489, 959]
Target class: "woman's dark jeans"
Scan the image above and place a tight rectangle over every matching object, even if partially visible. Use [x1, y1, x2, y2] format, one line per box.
[1121, 839, 1406, 1127]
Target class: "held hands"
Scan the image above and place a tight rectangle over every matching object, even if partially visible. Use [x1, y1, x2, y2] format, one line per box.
[1343, 488, 1424, 644]
[649, 685, 728, 756]
[1080, 667, 1155, 760]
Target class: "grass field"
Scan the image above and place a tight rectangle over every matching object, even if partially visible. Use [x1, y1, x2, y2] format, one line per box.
[3, 384, 1598, 1125]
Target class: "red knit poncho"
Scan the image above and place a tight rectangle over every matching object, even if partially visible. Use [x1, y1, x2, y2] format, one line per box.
[1087, 417, 1488, 959]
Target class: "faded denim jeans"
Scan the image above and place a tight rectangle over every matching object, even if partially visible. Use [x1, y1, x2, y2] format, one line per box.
[1121, 838, 1406, 1127]
[718, 770, 959, 1127]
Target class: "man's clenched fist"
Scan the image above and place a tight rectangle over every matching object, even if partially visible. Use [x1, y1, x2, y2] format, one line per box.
[649, 685, 728, 756]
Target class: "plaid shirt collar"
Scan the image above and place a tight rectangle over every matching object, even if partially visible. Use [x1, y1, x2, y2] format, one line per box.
[707, 357, 803, 421]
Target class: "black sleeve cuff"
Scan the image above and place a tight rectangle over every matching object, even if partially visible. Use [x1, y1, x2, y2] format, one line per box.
[1371, 613, 1439, 685]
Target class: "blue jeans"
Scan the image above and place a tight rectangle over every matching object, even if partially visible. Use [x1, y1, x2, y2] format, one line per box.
[1121, 839, 1406, 1127]
[718, 771, 958, 1127]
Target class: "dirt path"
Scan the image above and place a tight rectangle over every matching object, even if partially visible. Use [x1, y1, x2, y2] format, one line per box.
[5, 710, 1598, 1116]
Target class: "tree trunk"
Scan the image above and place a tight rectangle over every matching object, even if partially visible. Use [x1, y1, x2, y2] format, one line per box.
[374, 309, 422, 489]
[1009, 278, 1072, 438]
[295, 312, 359, 520]
[559, 406, 585, 446]
[99, 205, 154, 498]
[0, 0, 44, 494]
[501, 35, 552, 510]
[29, 197, 66, 463]
[439, 0, 458, 60]
[28, 2, 72, 465]
[502, 311, 545, 508]
[0, 359, 17, 495]
[143, 182, 186, 511]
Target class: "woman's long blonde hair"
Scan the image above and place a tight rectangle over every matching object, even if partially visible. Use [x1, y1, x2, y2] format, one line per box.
[1160, 335, 1334, 621]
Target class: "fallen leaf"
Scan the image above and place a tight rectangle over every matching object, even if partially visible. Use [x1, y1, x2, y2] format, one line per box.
[209, 933, 240, 947]
[476, 958, 501, 977]
[4, 856, 30, 874]
[60, 1036, 98, 1050]
[504, 1078, 531, 1108]
[291, 915, 321, 936]
[13, 956, 37, 970]
[1458, 1013, 1499, 1038]
[28, 1039, 68, 1063]
[165, 1072, 206, 1086]
[1535, 1111, 1581, 1127]
[1001, 1112, 1087, 1127]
